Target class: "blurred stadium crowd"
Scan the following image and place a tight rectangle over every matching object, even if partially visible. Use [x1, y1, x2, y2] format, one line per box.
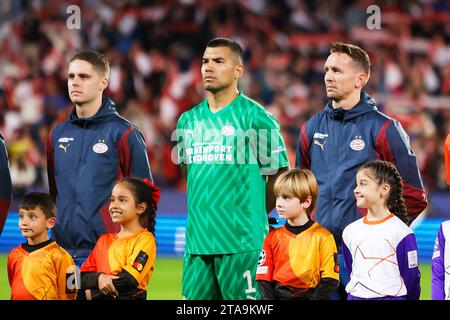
[0, 0, 449, 208]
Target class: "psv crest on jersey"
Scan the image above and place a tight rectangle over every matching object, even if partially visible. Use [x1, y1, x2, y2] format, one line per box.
[350, 136, 365, 151]
[93, 140, 108, 154]
[221, 125, 235, 136]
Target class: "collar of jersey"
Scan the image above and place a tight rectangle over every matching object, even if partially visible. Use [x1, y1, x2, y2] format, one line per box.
[363, 213, 395, 225]
[205, 92, 242, 116]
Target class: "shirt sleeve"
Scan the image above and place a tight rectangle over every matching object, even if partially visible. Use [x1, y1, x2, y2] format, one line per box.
[255, 232, 274, 282]
[377, 120, 427, 222]
[319, 233, 340, 281]
[117, 127, 153, 181]
[121, 234, 156, 285]
[431, 224, 446, 300]
[80, 239, 103, 290]
[7, 250, 16, 287]
[55, 250, 78, 300]
[295, 122, 312, 169]
[396, 232, 421, 300]
[80, 241, 100, 273]
[342, 238, 353, 276]
[0, 132, 12, 235]
[252, 110, 289, 175]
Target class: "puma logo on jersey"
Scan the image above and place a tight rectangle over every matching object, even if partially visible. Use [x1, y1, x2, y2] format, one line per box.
[314, 140, 326, 151]
[59, 144, 70, 153]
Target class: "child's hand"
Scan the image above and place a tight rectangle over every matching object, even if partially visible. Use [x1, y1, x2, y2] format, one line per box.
[85, 289, 92, 300]
[98, 273, 120, 298]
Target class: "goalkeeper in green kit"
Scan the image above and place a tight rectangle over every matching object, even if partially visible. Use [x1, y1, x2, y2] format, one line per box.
[176, 38, 289, 300]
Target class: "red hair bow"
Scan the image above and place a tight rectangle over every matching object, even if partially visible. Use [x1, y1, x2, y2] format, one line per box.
[143, 178, 161, 206]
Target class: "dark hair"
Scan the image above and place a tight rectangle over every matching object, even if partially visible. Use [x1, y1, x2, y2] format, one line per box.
[69, 51, 110, 76]
[19, 192, 56, 219]
[118, 177, 158, 234]
[206, 37, 243, 63]
[358, 160, 409, 224]
[330, 42, 371, 78]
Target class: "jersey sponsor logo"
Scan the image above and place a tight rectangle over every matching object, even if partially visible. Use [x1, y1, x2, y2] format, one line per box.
[407, 250, 418, 268]
[58, 137, 74, 143]
[314, 140, 326, 151]
[258, 249, 266, 266]
[350, 137, 365, 151]
[256, 266, 268, 274]
[313, 133, 329, 139]
[271, 146, 286, 154]
[133, 250, 149, 273]
[313, 132, 328, 151]
[221, 125, 235, 136]
[59, 144, 70, 153]
[93, 140, 108, 154]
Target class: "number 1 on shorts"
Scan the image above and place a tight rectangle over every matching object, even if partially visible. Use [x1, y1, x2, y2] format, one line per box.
[243, 270, 256, 294]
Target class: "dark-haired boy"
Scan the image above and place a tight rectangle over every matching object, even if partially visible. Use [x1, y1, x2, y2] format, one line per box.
[7, 192, 77, 300]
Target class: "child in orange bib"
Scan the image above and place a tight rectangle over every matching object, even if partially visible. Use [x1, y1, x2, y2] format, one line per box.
[80, 177, 160, 300]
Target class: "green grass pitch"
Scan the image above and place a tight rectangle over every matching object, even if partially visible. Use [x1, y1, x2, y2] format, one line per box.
[0, 254, 432, 300]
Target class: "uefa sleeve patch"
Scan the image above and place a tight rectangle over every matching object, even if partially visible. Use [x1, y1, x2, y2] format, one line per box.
[256, 266, 268, 274]
[132, 250, 149, 273]
[258, 250, 266, 266]
[407, 250, 418, 268]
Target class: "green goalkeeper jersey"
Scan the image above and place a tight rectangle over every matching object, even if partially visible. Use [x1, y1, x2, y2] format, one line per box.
[176, 93, 289, 254]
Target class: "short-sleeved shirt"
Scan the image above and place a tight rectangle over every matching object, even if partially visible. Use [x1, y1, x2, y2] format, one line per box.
[342, 214, 420, 299]
[256, 222, 339, 296]
[80, 230, 156, 291]
[8, 240, 77, 300]
[176, 93, 289, 254]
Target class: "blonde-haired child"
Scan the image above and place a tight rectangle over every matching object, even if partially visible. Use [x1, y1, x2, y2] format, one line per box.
[256, 168, 339, 299]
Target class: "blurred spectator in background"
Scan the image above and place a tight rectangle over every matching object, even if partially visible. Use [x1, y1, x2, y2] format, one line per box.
[10, 155, 36, 199]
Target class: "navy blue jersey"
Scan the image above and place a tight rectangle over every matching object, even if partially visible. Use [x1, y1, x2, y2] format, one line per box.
[47, 96, 152, 259]
[296, 91, 427, 250]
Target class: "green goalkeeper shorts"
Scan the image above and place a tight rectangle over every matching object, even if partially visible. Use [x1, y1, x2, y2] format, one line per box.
[182, 250, 261, 300]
